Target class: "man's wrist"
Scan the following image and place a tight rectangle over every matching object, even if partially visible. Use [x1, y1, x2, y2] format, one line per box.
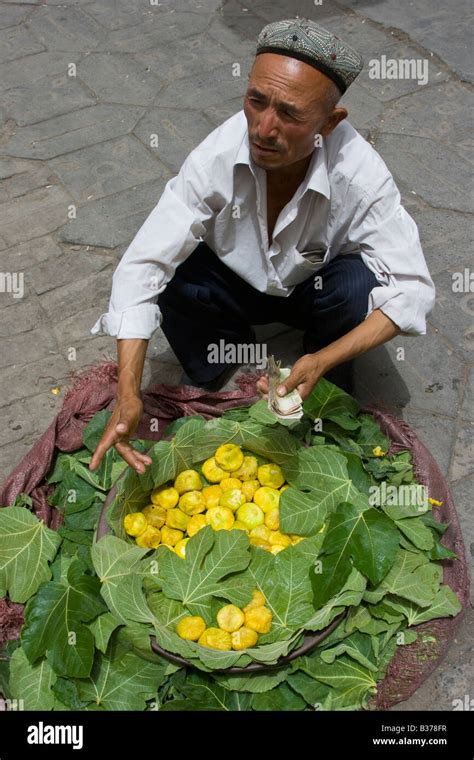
[309, 347, 338, 374]
[117, 379, 141, 401]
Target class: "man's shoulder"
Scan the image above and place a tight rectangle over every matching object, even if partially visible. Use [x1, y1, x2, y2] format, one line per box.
[325, 120, 392, 197]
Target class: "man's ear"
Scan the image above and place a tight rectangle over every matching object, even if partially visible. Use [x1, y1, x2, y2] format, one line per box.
[320, 106, 348, 137]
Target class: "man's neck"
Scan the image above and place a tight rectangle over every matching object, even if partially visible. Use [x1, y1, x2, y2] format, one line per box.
[266, 150, 314, 190]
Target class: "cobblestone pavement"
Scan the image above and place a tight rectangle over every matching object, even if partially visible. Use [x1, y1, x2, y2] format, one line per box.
[0, 0, 472, 710]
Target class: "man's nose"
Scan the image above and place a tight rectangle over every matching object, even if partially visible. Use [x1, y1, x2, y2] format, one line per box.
[256, 109, 279, 141]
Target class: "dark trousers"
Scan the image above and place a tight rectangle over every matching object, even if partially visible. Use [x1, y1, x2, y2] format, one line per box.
[158, 241, 378, 390]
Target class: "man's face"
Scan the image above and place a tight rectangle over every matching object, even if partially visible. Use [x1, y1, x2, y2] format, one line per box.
[244, 53, 346, 171]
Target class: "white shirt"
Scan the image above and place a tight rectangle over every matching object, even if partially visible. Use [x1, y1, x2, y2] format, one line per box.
[91, 110, 435, 340]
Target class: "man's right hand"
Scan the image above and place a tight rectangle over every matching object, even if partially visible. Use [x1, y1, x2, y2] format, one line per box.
[89, 394, 152, 474]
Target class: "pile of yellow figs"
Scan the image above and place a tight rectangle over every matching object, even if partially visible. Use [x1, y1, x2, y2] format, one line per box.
[176, 590, 273, 650]
[123, 442, 303, 557]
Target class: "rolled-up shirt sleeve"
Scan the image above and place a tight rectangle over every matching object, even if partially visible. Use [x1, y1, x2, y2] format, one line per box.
[91, 150, 215, 339]
[348, 175, 435, 335]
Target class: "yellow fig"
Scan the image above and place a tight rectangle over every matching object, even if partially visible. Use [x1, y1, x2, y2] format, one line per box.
[231, 520, 249, 531]
[179, 490, 205, 515]
[241, 479, 260, 501]
[123, 512, 148, 537]
[174, 469, 202, 494]
[186, 514, 208, 537]
[219, 488, 246, 511]
[206, 506, 234, 531]
[216, 604, 245, 632]
[231, 627, 258, 650]
[161, 525, 183, 547]
[142, 504, 167, 529]
[244, 606, 272, 634]
[249, 525, 272, 544]
[243, 590, 266, 612]
[201, 457, 227, 483]
[231, 455, 258, 481]
[220, 477, 243, 492]
[174, 537, 189, 559]
[257, 463, 285, 489]
[214, 444, 244, 472]
[135, 525, 161, 549]
[198, 627, 232, 650]
[150, 485, 179, 509]
[270, 544, 286, 555]
[176, 616, 206, 641]
[166, 508, 190, 532]
[268, 531, 292, 548]
[202, 484, 222, 509]
[290, 535, 304, 545]
[236, 503, 264, 530]
[253, 486, 280, 513]
[264, 508, 280, 531]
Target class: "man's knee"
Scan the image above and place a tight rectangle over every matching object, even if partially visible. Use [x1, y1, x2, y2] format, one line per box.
[313, 254, 378, 324]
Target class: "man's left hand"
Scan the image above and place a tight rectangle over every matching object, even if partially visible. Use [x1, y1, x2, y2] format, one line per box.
[256, 353, 325, 402]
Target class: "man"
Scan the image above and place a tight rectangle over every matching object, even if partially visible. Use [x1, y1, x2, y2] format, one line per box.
[89, 18, 435, 475]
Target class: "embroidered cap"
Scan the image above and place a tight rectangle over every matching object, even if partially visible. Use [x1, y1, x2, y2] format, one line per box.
[256, 17, 364, 94]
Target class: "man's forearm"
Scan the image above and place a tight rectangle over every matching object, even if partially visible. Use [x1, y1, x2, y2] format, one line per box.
[316, 309, 400, 371]
[117, 338, 149, 399]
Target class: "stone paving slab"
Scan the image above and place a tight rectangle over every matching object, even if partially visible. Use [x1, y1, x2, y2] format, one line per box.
[136, 31, 237, 84]
[0, 353, 72, 409]
[0, 161, 55, 204]
[77, 52, 165, 105]
[25, 5, 104, 52]
[2, 104, 145, 161]
[38, 265, 116, 321]
[1, 184, 73, 248]
[47, 135, 168, 203]
[102, 11, 211, 54]
[430, 270, 474, 362]
[206, 16, 256, 57]
[340, 83, 383, 134]
[29, 249, 113, 296]
[83, 0, 165, 31]
[380, 80, 473, 146]
[205, 96, 250, 126]
[451, 477, 474, 561]
[0, 235, 63, 280]
[356, 44, 449, 101]
[0, 328, 57, 370]
[460, 366, 474, 422]
[0, 51, 79, 92]
[51, 305, 117, 346]
[401, 204, 471, 277]
[57, 177, 170, 247]
[0, 296, 46, 338]
[355, 329, 465, 417]
[133, 107, 216, 174]
[450, 424, 474, 481]
[335, 0, 474, 82]
[154, 61, 249, 109]
[399, 408, 457, 478]
[0, 4, 32, 29]
[2, 73, 96, 128]
[0, 399, 37, 448]
[375, 133, 472, 212]
[0, 24, 44, 64]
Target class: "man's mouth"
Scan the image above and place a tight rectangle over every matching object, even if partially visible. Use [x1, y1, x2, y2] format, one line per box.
[252, 141, 279, 153]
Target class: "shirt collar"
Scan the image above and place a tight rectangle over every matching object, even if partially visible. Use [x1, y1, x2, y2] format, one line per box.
[234, 127, 331, 200]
